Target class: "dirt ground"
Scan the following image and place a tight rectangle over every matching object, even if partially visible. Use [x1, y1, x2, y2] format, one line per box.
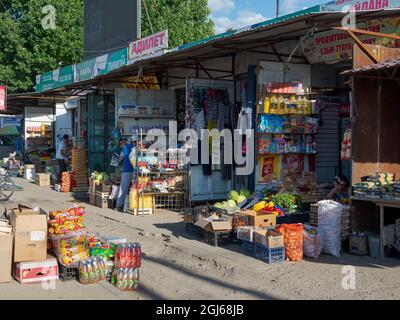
[0, 178, 399, 300]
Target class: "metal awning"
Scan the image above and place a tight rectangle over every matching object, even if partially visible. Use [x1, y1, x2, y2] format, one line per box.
[5, 92, 66, 115]
[7, 7, 400, 103]
[342, 57, 400, 75]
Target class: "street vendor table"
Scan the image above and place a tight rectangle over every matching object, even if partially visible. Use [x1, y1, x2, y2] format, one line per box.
[351, 196, 400, 259]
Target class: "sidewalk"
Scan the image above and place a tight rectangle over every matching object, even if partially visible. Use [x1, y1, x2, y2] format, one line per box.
[1, 178, 399, 300]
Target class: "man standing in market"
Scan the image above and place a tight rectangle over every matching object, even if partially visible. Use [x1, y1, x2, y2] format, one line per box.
[115, 134, 138, 212]
[56, 134, 70, 183]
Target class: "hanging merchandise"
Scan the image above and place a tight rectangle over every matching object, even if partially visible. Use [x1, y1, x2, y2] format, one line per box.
[341, 129, 352, 161]
[258, 155, 280, 183]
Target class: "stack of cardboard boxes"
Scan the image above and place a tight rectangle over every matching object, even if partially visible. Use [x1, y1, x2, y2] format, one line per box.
[0, 205, 59, 284]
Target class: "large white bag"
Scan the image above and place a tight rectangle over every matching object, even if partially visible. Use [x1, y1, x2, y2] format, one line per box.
[317, 200, 343, 257]
[303, 224, 325, 259]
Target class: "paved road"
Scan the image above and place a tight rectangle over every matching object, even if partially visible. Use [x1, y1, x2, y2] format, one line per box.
[1, 178, 399, 300]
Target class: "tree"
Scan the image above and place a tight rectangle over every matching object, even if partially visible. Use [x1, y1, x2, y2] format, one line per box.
[141, 0, 215, 47]
[0, 0, 84, 93]
[0, 0, 215, 93]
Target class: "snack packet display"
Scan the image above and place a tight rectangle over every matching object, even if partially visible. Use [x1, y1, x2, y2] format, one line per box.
[51, 231, 90, 266]
[48, 207, 86, 235]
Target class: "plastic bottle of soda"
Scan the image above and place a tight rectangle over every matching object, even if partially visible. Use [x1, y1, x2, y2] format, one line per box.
[79, 261, 89, 285]
[134, 243, 142, 268]
[121, 269, 128, 291]
[132, 269, 139, 290]
[98, 257, 107, 280]
[92, 259, 101, 282]
[127, 269, 134, 290]
[87, 259, 96, 284]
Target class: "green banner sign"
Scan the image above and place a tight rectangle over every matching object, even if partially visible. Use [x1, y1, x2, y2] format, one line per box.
[97, 48, 128, 76]
[36, 65, 74, 93]
[74, 58, 97, 82]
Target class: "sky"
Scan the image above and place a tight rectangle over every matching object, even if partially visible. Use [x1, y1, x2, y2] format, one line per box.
[209, 0, 326, 34]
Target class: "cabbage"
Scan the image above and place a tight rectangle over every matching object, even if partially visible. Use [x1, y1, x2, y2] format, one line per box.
[236, 195, 246, 204]
[227, 200, 237, 208]
[228, 190, 240, 201]
[214, 202, 223, 209]
[240, 188, 251, 198]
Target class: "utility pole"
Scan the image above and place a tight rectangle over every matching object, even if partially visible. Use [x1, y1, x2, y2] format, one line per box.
[276, 0, 280, 18]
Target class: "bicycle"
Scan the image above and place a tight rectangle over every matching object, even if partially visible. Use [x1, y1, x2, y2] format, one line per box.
[0, 165, 15, 201]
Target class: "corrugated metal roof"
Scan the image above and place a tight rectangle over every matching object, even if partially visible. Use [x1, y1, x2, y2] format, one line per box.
[342, 57, 400, 74]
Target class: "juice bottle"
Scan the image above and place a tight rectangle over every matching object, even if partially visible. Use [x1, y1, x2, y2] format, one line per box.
[79, 261, 89, 285]
[277, 96, 285, 115]
[92, 259, 101, 282]
[263, 96, 271, 114]
[270, 96, 278, 114]
[87, 259, 96, 284]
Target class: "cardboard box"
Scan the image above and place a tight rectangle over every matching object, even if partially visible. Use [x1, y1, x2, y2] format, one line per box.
[0, 233, 13, 283]
[35, 173, 51, 186]
[14, 258, 59, 284]
[9, 206, 48, 262]
[243, 210, 276, 228]
[195, 218, 232, 232]
[254, 230, 284, 249]
[0, 220, 12, 234]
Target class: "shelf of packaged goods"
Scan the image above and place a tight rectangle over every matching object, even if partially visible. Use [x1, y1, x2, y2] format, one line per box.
[257, 132, 317, 135]
[117, 114, 176, 119]
[258, 152, 317, 156]
[257, 113, 319, 116]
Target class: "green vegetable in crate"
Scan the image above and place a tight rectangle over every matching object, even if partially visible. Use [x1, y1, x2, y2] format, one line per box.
[214, 202, 223, 209]
[239, 188, 251, 198]
[228, 190, 239, 201]
[272, 193, 298, 214]
[236, 195, 247, 204]
[227, 200, 237, 208]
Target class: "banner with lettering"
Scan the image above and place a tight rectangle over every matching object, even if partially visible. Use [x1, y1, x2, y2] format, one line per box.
[301, 17, 400, 63]
[36, 65, 74, 93]
[128, 30, 168, 64]
[96, 48, 128, 76]
[320, 0, 400, 12]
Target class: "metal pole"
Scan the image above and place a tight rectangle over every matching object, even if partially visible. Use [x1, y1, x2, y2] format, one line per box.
[276, 0, 280, 18]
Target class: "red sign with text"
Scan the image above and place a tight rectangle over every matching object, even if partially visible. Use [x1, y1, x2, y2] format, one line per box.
[0, 86, 6, 112]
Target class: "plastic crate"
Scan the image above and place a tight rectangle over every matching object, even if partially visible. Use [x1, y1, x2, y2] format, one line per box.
[241, 240, 255, 255]
[277, 213, 309, 224]
[185, 223, 204, 238]
[255, 244, 285, 264]
[58, 263, 78, 282]
[204, 230, 232, 247]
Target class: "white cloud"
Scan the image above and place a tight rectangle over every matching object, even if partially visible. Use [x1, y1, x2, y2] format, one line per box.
[213, 11, 267, 34]
[208, 0, 235, 13]
[281, 0, 309, 14]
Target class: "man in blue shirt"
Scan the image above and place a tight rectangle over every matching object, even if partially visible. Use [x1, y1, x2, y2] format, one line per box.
[116, 134, 138, 211]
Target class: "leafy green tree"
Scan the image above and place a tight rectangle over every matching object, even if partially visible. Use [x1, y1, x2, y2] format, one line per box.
[0, 0, 215, 93]
[0, 0, 84, 93]
[141, 0, 215, 47]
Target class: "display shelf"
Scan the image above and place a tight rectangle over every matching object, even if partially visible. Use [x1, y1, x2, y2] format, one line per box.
[118, 114, 176, 119]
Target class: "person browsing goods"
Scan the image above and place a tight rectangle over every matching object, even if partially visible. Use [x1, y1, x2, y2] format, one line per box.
[56, 134, 70, 182]
[116, 134, 138, 212]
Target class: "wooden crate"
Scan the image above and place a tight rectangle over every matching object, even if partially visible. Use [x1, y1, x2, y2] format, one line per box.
[95, 195, 108, 209]
[89, 194, 96, 206]
[35, 173, 51, 186]
[127, 208, 153, 216]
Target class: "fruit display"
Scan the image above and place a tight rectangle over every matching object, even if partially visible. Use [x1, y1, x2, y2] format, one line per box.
[51, 231, 90, 266]
[48, 207, 86, 235]
[78, 257, 108, 285]
[61, 172, 71, 192]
